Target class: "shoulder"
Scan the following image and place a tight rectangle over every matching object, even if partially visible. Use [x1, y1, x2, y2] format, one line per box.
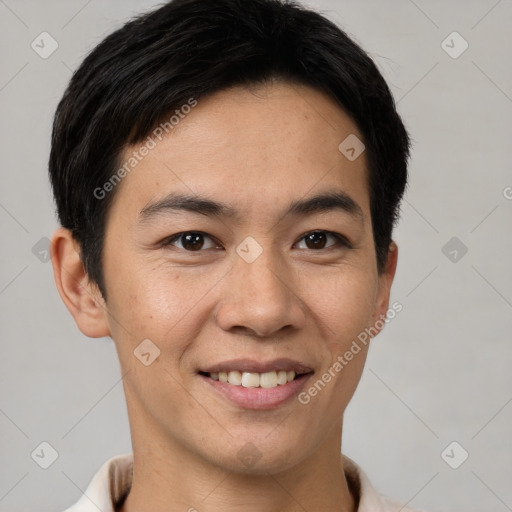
[342, 454, 428, 512]
[61, 453, 133, 512]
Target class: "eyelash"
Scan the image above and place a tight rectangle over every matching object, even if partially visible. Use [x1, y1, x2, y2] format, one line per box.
[161, 230, 353, 252]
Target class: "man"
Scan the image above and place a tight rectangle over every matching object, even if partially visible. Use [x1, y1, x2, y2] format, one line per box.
[49, 0, 421, 510]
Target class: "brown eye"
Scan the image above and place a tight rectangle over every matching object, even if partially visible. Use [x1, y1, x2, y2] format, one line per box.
[296, 231, 351, 250]
[304, 231, 328, 249]
[164, 231, 219, 251]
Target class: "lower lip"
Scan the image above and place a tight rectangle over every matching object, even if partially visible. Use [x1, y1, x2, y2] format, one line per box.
[199, 373, 312, 410]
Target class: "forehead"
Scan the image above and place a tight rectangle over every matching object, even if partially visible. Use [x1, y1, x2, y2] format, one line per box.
[109, 81, 370, 224]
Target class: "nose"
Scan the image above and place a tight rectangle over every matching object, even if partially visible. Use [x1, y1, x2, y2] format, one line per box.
[214, 242, 306, 338]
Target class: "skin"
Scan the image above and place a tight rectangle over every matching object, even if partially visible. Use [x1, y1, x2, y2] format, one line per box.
[51, 80, 398, 512]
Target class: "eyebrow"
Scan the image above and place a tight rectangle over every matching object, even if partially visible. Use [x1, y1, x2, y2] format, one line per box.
[138, 190, 364, 225]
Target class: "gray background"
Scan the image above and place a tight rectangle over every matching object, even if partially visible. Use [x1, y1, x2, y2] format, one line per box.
[1, 0, 511, 511]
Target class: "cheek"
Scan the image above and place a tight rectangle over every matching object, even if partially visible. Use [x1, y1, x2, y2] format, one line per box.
[309, 269, 378, 350]
[298, 273, 374, 426]
[104, 258, 217, 362]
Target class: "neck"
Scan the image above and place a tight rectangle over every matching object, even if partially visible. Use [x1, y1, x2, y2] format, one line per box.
[118, 418, 357, 512]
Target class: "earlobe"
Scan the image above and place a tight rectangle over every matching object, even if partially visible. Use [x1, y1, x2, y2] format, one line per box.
[50, 227, 111, 338]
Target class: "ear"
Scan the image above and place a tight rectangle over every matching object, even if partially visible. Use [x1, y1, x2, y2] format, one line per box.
[370, 240, 399, 334]
[50, 227, 111, 338]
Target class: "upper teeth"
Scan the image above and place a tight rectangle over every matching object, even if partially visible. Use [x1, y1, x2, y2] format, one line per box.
[209, 370, 296, 388]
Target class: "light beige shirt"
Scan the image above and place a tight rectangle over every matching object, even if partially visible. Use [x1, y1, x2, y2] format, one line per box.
[63, 452, 426, 512]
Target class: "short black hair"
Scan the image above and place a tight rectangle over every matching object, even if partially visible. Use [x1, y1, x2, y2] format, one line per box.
[49, 0, 411, 300]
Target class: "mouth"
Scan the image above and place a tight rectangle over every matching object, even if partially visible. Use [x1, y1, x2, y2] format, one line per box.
[198, 369, 309, 389]
[198, 358, 314, 410]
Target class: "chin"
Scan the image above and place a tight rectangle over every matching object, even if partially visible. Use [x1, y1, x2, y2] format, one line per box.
[205, 434, 309, 475]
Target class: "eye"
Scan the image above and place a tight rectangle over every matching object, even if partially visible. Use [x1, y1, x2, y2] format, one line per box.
[295, 230, 352, 250]
[163, 231, 221, 251]
[162, 230, 352, 252]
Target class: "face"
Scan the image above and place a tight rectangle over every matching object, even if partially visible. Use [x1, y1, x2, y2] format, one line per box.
[97, 81, 396, 474]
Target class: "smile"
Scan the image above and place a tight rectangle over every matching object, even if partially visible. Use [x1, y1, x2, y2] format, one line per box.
[198, 358, 314, 410]
[200, 370, 300, 389]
